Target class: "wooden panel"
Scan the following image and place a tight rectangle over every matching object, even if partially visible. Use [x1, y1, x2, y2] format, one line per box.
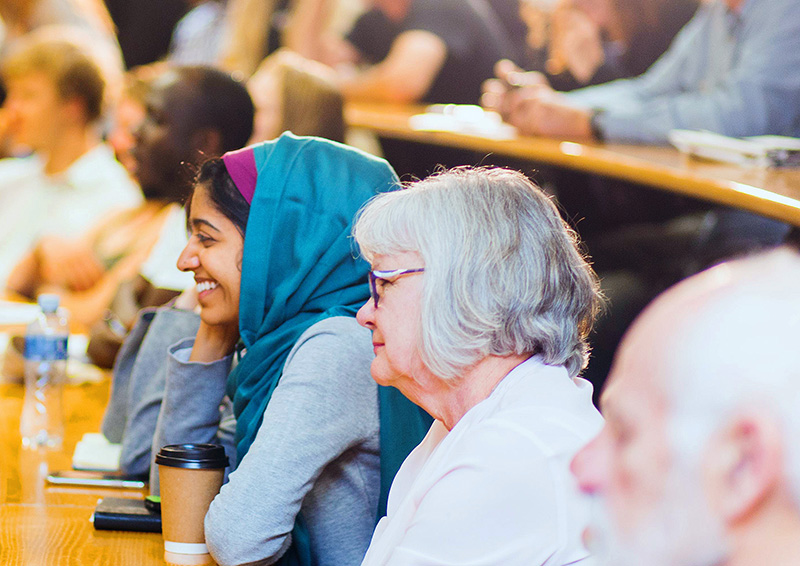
[346, 102, 800, 226]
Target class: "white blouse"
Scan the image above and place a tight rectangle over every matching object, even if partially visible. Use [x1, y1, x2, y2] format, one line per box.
[361, 356, 603, 566]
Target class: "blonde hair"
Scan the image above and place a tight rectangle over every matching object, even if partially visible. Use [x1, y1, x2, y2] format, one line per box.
[2, 28, 107, 122]
[250, 49, 345, 143]
[218, 0, 279, 78]
[0, 0, 115, 37]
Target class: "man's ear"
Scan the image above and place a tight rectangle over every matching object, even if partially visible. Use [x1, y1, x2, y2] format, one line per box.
[61, 96, 90, 126]
[704, 412, 783, 525]
[189, 128, 224, 158]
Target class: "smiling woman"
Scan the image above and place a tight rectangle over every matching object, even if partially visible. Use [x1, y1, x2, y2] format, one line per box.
[150, 133, 432, 566]
[178, 174, 244, 332]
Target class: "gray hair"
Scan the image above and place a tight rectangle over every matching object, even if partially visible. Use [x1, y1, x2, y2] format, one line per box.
[353, 166, 601, 379]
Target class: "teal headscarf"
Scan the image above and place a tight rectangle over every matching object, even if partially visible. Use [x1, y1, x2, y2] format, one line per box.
[222, 133, 432, 566]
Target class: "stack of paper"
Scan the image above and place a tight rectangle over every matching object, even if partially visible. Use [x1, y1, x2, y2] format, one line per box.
[410, 104, 517, 140]
[73, 432, 122, 471]
[669, 130, 800, 167]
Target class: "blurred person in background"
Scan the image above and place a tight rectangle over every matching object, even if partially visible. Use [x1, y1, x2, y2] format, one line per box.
[106, 64, 166, 177]
[0, 0, 119, 57]
[511, 0, 698, 91]
[218, 0, 292, 78]
[0, 29, 139, 285]
[485, 0, 800, 144]
[82, 65, 254, 369]
[0, 0, 124, 110]
[217, 0, 363, 80]
[167, 0, 227, 66]
[571, 245, 800, 566]
[286, 0, 520, 105]
[7, 65, 253, 331]
[354, 167, 603, 565]
[103, 0, 187, 69]
[247, 48, 344, 144]
[484, 0, 799, 397]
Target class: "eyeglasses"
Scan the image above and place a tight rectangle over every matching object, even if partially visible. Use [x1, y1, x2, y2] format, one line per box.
[368, 268, 425, 308]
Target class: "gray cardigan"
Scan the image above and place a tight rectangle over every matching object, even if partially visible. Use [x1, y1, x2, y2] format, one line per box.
[151, 316, 380, 566]
[101, 307, 201, 475]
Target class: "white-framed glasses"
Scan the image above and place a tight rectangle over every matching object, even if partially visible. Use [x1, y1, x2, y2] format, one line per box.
[368, 268, 425, 308]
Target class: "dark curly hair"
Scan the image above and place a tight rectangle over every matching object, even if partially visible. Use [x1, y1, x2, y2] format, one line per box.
[188, 157, 250, 237]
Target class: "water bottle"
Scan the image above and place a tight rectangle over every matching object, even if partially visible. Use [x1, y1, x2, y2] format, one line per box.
[20, 294, 69, 449]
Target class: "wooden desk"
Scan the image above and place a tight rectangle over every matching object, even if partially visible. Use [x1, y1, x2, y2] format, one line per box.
[346, 103, 800, 226]
[0, 379, 165, 565]
[1, 504, 163, 565]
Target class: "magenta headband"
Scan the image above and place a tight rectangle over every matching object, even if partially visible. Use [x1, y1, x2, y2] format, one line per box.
[222, 146, 258, 205]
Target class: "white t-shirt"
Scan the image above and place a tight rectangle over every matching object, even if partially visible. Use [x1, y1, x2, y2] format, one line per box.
[362, 356, 603, 566]
[138, 204, 194, 291]
[0, 143, 141, 283]
[168, 1, 226, 66]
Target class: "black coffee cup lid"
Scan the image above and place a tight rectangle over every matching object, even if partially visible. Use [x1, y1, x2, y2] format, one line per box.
[155, 444, 229, 470]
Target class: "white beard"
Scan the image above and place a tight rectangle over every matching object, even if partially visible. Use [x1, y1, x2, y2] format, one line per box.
[586, 458, 729, 566]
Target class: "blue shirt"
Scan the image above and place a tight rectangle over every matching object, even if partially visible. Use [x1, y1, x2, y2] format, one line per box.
[566, 0, 800, 144]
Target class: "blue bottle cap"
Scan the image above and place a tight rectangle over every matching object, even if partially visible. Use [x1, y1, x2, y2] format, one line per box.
[37, 294, 60, 313]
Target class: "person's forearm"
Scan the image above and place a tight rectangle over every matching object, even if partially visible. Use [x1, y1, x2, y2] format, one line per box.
[283, 0, 334, 61]
[339, 31, 445, 104]
[60, 248, 149, 328]
[340, 66, 425, 103]
[6, 250, 40, 299]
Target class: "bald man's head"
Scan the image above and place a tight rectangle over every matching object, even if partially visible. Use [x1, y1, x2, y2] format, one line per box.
[625, 246, 800, 429]
[572, 246, 800, 566]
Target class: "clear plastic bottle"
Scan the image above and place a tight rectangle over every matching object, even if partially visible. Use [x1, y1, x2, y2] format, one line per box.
[20, 294, 69, 449]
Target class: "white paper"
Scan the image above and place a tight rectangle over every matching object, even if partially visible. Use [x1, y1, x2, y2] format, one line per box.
[72, 433, 122, 471]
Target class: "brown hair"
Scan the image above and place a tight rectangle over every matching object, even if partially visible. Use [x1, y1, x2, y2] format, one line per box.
[251, 50, 345, 143]
[1, 30, 106, 122]
[218, 0, 279, 78]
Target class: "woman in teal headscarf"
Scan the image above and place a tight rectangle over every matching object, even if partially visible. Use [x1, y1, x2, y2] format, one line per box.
[151, 133, 431, 566]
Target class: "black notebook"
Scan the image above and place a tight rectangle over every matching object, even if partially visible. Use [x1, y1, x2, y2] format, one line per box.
[93, 497, 162, 533]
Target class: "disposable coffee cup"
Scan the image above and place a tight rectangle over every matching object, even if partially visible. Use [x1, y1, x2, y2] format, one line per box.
[155, 444, 229, 566]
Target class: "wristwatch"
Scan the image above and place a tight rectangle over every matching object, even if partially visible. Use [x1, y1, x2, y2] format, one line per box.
[103, 310, 127, 338]
[589, 109, 606, 142]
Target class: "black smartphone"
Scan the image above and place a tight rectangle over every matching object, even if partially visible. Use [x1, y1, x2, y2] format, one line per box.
[46, 470, 147, 489]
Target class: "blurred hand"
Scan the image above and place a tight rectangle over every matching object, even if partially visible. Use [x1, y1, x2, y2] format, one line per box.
[519, 0, 551, 50]
[174, 285, 199, 311]
[481, 59, 550, 116]
[190, 318, 240, 363]
[0, 107, 20, 159]
[0, 108, 10, 144]
[37, 236, 105, 291]
[497, 59, 551, 88]
[504, 88, 593, 140]
[551, 7, 604, 84]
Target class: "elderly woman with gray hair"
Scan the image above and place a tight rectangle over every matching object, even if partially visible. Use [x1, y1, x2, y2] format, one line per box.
[354, 167, 604, 566]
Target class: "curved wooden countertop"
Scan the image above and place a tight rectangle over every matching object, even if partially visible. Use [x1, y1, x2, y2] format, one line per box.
[346, 102, 800, 226]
